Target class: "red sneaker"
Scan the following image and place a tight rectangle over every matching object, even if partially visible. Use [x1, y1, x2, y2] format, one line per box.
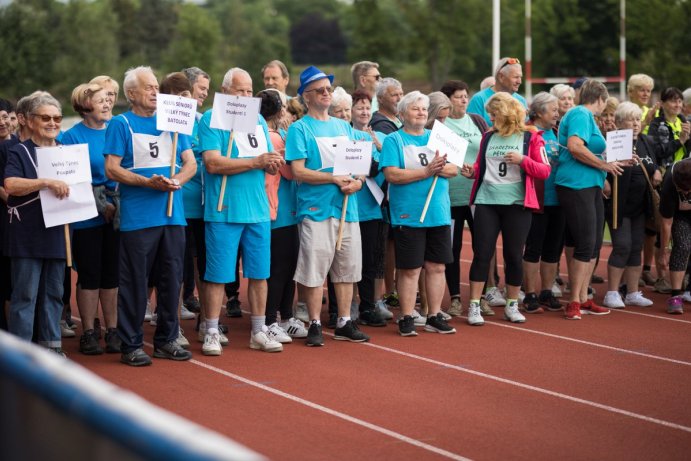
[564, 302, 581, 320]
[580, 299, 610, 316]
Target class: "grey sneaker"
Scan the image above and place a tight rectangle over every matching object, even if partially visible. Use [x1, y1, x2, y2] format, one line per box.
[153, 341, 192, 361]
[121, 348, 152, 367]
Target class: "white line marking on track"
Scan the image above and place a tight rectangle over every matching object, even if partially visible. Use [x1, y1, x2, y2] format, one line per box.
[610, 309, 691, 324]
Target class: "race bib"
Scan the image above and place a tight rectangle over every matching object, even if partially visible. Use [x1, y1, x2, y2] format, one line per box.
[315, 136, 348, 171]
[132, 131, 173, 170]
[236, 125, 269, 158]
[403, 145, 434, 170]
[484, 156, 521, 184]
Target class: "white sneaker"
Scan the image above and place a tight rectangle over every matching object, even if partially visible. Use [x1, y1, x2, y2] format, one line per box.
[485, 287, 507, 307]
[267, 322, 292, 343]
[294, 302, 309, 323]
[60, 320, 76, 338]
[180, 305, 196, 320]
[375, 300, 394, 320]
[198, 323, 229, 346]
[150, 313, 157, 326]
[410, 310, 427, 326]
[467, 302, 485, 326]
[175, 327, 190, 349]
[280, 317, 308, 338]
[624, 291, 653, 307]
[250, 327, 283, 352]
[683, 291, 691, 303]
[439, 310, 452, 321]
[552, 280, 563, 298]
[504, 302, 526, 323]
[603, 291, 625, 308]
[202, 332, 222, 356]
[144, 301, 153, 322]
[518, 290, 526, 304]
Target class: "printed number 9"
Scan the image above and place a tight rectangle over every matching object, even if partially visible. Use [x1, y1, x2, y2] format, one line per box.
[498, 161, 507, 177]
[149, 142, 159, 158]
[418, 153, 428, 166]
[248, 133, 258, 149]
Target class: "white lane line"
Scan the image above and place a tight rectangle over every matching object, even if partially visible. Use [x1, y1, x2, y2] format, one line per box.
[611, 309, 691, 324]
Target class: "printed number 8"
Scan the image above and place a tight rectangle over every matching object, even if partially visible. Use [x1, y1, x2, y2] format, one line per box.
[149, 142, 159, 158]
[248, 133, 258, 149]
[418, 153, 428, 166]
[498, 161, 507, 177]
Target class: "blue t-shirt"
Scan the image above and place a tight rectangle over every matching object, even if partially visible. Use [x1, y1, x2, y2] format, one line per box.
[354, 129, 384, 222]
[198, 110, 274, 224]
[61, 122, 116, 229]
[467, 87, 528, 126]
[285, 115, 360, 223]
[103, 112, 191, 232]
[541, 128, 560, 206]
[379, 129, 451, 228]
[182, 117, 203, 219]
[555, 106, 607, 190]
[272, 176, 298, 229]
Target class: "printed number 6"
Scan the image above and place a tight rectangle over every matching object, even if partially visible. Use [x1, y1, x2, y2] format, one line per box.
[248, 133, 258, 149]
[149, 142, 159, 158]
[498, 161, 507, 177]
[418, 153, 428, 166]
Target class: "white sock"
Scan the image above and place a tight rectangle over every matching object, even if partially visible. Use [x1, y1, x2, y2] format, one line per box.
[206, 318, 219, 333]
[336, 316, 350, 328]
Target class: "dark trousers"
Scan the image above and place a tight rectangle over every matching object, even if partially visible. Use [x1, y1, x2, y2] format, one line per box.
[182, 225, 196, 300]
[117, 225, 185, 353]
[357, 219, 387, 312]
[445, 206, 474, 298]
[266, 225, 299, 324]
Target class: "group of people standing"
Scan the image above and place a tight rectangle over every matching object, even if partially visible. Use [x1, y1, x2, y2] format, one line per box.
[0, 57, 689, 366]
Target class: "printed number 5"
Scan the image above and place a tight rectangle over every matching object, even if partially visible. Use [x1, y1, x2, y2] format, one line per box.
[418, 153, 428, 166]
[149, 142, 159, 158]
[247, 133, 258, 149]
[498, 161, 507, 177]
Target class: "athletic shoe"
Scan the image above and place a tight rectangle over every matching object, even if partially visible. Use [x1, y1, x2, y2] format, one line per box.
[517, 290, 526, 304]
[144, 301, 153, 322]
[150, 313, 157, 326]
[326, 312, 337, 329]
[280, 317, 308, 338]
[551, 280, 563, 298]
[218, 322, 229, 334]
[410, 310, 427, 326]
[202, 332, 223, 356]
[250, 328, 283, 352]
[467, 302, 484, 326]
[667, 296, 684, 315]
[654, 278, 672, 294]
[49, 347, 67, 358]
[591, 274, 604, 283]
[121, 348, 152, 367]
[175, 327, 190, 349]
[485, 287, 506, 307]
[447, 297, 463, 317]
[305, 322, 324, 347]
[603, 291, 625, 309]
[641, 270, 656, 286]
[398, 315, 417, 336]
[267, 323, 293, 344]
[375, 299, 394, 320]
[104, 328, 121, 354]
[294, 302, 309, 323]
[79, 329, 103, 355]
[479, 298, 495, 316]
[439, 310, 453, 321]
[198, 324, 229, 346]
[580, 300, 610, 316]
[182, 296, 201, 313]
[225, 297, 242, 318]
[60, 320, 75, 338]
[523, 293, 544, 314]
[682, 291, 691, 303]
[180, 305, 196, 320]
[587, 286, 596, 300]
[424, 312, 456, 334]
[539, 290, 563, 311]
[624, 291, 653, 307]
[334, 320, 370, 342]
[504, 302, 526, 323]
[638, 277, 646, 287]
[93, 318, 102, 339]
[153, 341, 193, 361]
[555, 276, 564, 286]
[358, 309, 387, 327]
[564, 302, 581, 320]
[383, 291, 400, 308]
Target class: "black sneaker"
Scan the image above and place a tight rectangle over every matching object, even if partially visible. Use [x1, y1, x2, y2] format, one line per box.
[358, 309, 386, 327]
[225, 297, 242, 318]
[218, 322, 229, 334]
[183, 296, 201, 313]
[79, 329, 104, 355]
[104, 328, 121, 353]
[523, 293, 544, 314]
[326, 312, 337, 329]
[398, 315, 417, 337]
[305, 322, 324, 347]
[538, 290, 563, 312]
[334, 320, 370, 342]
[591, 274, 604, 284]
[383, 292, 400, 308]
[93, 318, 102, 340]
[121, 348, 152, 367]
[153, 341, 192, 361]
[424, 313, 456, 334]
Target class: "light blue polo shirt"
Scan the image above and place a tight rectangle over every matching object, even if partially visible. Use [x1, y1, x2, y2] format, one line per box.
[541, 128, 560, 206]
[182, 117, 203, 219]
[467, 87, 528, 126]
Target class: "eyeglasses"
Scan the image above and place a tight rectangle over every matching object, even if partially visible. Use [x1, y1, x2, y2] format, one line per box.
[305, 86, 334, 95]
[500, 57, 521, 70]
[33, 114, 63, 123]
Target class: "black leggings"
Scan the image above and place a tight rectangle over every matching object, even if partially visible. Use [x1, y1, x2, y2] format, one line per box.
[523, 206, 565, 264]
[557, 186, 604, 262]
[445, 206, 474, 298]
[357, 219, 387, 312]
[670, 214, 691, 272]
[469, 205, 532, 287]
[607, 214, 646, 268]
[266, 225, 299, 324]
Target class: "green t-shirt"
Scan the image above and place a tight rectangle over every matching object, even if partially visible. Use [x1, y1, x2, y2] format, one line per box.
[444, 115, 483, 206]
[474, 132, 525, 206]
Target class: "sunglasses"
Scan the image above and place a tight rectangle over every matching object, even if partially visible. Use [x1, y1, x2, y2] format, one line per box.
[500, 57, 521, 70]
[33, 114, 63, 123]
[305, 86, 334, 95]
[369, 74, 381, 81]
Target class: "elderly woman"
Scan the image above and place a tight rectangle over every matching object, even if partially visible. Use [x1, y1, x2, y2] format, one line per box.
[460, 93, 550, 325]
[627, 73, 656, 129]
[425, 92, 451, 128]
[550, 84, 575, 121]
[598, 97, 619, 134]
[521, 92, 564, 314]
[61, 83, 120, 355]
[90, 75, 120, 114]
[4, 93, 70, 356]
[380, 91, 458, 336]
[328, 87, 352, 123]
[600, 102, 658, 308]
[555, 79, 626, 320]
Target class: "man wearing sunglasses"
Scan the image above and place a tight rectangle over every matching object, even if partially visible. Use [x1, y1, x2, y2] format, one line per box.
[468, 57, 528, 126]
[351, 61, 380, 114]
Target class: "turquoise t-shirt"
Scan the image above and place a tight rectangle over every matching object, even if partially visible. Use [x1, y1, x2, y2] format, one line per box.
[467, 87, 528, 126]
[540, 128, 560, 206]
[555, 105, 607, 190]
[198, 110, 274, 224]
[284, 115, 359, 223]
[379, 129, 451, 227]
[474, 132, 525, 206]
[182, 117, 203, 219]
[103, 112, 191, 232]
[61, 121, 116, 229]
[353, 129, 385, 222]
[444, 115, 483, 207]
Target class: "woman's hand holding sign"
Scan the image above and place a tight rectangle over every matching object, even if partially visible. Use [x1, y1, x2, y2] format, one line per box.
[47, 179, 70, 199]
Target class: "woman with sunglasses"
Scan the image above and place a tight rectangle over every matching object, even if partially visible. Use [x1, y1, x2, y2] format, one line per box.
[4, 93, 71, 356]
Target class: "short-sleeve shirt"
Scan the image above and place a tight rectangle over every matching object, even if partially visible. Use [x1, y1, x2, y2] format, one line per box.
[103, 111, 191, 232]
[353, 129, 384, 222]
[182, 117, 203, 219]
[270, 130, 298, 230]
[541, 128, 560, 206]
[198, 110, 274, 224]
[467, 87, 528, 126]
[444, 115, 483, 206]
[285, 115, 359, 223]
[555, 105, 607, 190]
[379, 129, 450, 227]
[474, 132, 525, 206]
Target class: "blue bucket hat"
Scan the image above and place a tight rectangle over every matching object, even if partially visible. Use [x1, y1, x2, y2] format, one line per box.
[297, 65, 334, 95]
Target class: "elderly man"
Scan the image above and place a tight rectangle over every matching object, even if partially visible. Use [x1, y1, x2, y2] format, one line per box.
[468, 57, 527, 125]
[182, 67, 210, 111]
[105, 66, 197, 366]
[351, 61, 381, 112]
[285, 65, 370, 346]
[198, 67, 285, 355]
[262, 60, 290, 94]
[369, 77, 403, 135]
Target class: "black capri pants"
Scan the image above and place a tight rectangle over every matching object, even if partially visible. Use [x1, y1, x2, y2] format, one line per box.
[606, 214, 646, 268]
[445, 205, 474, 298]
[72, 224, 120, 290]
[523, 206, 565, 264]
[556, 186, 604, 262]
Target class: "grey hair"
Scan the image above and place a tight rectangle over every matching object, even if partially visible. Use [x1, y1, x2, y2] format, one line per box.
[16, 91, 51, 116]
[123, 66, 155, 104]
[398, 90, 429, 116]
[683, 87, 691, 106]
[182, 67, 210, 85]
[261, 60, 289, 79]
[550, 83, 575, 100]
[529, 92, 558, 120]
[329, 87, 352, 111]
[221, 67, 250, 91]
[426, 91, 451, 129]
[614, 101, 642, 125]
[375, 77, 402, 100]
[480, 76, 495, 90]
[28, 92, 61, 116]
[350, 60, 379, 88]
[494, 57, 521, 78]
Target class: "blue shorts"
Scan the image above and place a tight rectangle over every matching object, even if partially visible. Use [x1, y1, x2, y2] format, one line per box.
[204, 221, 271, 283]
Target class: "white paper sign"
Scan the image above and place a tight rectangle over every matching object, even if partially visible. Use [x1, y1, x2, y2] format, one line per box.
[606, 129, 633, 162]
[209, 93, 261, 134]
[427, 120, 469, 167]
[365, 178, 384, 205]
[36, 144, 97, 227]
[156, 93, 198, 135]
[332, 140, 373, 176]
